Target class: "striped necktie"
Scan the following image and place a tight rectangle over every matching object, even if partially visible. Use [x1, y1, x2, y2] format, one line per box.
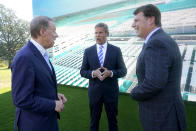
[98, 45, 104, 66]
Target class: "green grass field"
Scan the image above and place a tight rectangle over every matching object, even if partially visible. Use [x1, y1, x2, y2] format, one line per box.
[0, 67, 11, 94]
[0, 68, 196, 131]
[0, 86, 142, 131]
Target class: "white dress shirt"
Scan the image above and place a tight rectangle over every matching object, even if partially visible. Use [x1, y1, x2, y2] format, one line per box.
[30, 39, 52, 70]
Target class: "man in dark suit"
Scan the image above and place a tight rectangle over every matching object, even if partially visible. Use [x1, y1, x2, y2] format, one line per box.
[130, 4, 186, 131]
[11, 16, 67, 131]
[80, 23, 127, 131]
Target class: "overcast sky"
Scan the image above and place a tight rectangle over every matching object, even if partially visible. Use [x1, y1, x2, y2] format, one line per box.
[0, 0, 32, 21]
[0, 0, 124, 21]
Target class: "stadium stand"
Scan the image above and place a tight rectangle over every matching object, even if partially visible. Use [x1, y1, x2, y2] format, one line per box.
[48, 0, 196, 101]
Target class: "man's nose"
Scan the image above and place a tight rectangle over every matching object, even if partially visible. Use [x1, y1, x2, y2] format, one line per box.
[96, 33, 100, 37]
[132, 22, 135, 28]
[55, 32, 58, 38]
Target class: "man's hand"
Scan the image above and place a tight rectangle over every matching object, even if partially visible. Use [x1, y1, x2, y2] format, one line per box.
[100, 67, 112, 81]
[55, 93, 67, 112]
[55, 100, 64, 112]
[58, 93, 67, 104]
[93, 67, 112, 81]
[93, 68, 102, 80]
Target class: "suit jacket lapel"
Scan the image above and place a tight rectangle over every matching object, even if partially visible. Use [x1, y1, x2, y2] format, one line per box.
[49, 60, 57, 82]
[103, 43, 111, 67]
[92, 44, 101, 66]
[27, 41, 55, 79]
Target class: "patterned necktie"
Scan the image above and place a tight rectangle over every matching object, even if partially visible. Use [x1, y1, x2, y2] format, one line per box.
[44, 52, 52, 71]
[98, 45, 104, 66]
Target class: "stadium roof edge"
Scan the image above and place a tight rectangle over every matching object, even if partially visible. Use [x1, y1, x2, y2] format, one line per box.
[53, 0, 127, 21]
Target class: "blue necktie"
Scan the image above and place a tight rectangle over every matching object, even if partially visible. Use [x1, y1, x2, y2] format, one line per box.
[44, 52, 52, 71]
[98, 45, 104, 66]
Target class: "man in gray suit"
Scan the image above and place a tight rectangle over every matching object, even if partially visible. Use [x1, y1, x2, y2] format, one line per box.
[130, 4, 186, 131]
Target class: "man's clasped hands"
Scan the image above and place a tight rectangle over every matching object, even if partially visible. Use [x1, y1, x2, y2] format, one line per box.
[93, 66, 112, 81]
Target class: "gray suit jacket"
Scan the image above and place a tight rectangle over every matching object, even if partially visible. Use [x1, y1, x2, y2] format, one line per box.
[130, 29, 186, 131]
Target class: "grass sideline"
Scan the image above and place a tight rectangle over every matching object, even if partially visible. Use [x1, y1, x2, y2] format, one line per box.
[0, 85, 195, 130]
[0, 68, 196, 130]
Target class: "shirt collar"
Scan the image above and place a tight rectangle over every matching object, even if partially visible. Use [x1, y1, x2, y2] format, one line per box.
[30, 38, 47, 56]
[96, 41, 108, 50]
[145, 27, 160, 44]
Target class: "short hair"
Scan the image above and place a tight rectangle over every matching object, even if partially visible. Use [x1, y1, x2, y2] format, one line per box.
[95, 23, 109, 33]
[134, 4, 161, 27]
[30, 16, 53, 38]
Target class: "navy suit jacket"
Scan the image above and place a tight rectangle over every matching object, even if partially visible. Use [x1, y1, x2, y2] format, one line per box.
[130, 29, 186, 131]
[80, 43, 127, 103]
[11, 41, 59, 131]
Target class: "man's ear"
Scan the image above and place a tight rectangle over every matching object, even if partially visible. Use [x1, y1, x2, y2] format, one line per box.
[106, 32, 109, 37]
[40, 28, 46, 36]
[148, 16, 155, 25]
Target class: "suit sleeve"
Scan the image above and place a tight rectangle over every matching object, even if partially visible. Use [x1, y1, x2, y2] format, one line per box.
[11, 55, 55, 113]
[131, 40, 170, 101]
[80, 49, 93, 79]
[112, 47, 127, 78]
